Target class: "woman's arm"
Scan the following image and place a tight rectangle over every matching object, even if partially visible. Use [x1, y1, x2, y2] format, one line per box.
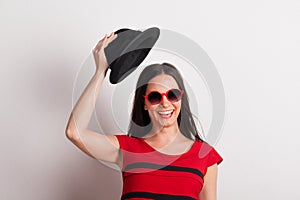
[65, 32, 120, 163]
[199, 163, 219, 200]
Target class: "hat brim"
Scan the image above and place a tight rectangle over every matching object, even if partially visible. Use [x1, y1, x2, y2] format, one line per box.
[109, 27, 160, 84]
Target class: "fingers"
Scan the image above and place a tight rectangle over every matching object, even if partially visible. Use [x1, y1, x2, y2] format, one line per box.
[103, 32, 117, 47]
[108, 32, 113, 37]
[93, 35, 108, 51]
[93, 32, 117, 52]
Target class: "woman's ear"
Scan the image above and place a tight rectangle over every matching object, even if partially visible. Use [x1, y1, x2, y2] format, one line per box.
[144, 104, 148, 110]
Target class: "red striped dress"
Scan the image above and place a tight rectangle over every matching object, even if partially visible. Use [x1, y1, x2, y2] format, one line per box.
[115, 134, 223, 200]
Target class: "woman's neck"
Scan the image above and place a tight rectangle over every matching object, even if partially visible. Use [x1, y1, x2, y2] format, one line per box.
[146, 123, 182, 143]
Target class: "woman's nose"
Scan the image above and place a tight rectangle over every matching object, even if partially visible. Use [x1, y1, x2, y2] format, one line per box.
[161, 95, 170, 106]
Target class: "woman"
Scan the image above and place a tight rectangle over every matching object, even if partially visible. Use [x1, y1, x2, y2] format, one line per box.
[66, 32, 223, 200]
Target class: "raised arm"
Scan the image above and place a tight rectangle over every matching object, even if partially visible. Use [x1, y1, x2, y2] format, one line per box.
[65, 32, 120, 164]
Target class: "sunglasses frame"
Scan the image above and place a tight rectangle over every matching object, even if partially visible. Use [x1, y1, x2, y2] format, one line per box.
[143, 88, 184, 105]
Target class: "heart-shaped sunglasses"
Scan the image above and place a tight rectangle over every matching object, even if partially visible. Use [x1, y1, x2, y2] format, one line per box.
[143, 89, 184, 105]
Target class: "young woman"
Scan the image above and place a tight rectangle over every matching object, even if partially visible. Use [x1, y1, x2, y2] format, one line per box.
[66, 32, 223, 200]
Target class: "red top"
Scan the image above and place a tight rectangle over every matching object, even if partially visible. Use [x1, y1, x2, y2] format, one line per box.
[115, 134, 223, 200]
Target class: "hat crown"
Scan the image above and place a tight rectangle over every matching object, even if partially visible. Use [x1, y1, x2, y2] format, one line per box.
[113, 29, 142, 47]
[115, 28, 141, 37]
[103, 27, 160, 84]
[104, 28, 142, 64]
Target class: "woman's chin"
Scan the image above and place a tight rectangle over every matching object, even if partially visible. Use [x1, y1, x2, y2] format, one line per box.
[158, 117, 177, 128]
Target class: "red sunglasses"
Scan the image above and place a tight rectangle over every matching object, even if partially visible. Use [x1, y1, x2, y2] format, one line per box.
[143, 89, 184, 105]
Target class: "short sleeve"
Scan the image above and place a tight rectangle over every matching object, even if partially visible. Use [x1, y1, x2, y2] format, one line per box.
[115, 134, 128, 151]
[207, 147, 223, 167]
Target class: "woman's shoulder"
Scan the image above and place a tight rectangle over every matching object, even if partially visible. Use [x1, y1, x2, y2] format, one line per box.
[114, 134, 145, 151]
[115, 134, 141, 141]
[194, 139, 223, 165]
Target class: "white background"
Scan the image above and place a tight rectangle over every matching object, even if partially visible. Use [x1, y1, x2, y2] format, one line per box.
[1, 0, 299, 199]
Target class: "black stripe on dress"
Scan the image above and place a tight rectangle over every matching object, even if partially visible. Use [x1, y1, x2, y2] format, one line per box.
[121, 191, 196, 200]
[124, 162, 204, 180]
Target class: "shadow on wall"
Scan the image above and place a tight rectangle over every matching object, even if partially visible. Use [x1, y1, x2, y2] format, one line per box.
[28, 52, 123, 199]
[58, 147, 123, 200]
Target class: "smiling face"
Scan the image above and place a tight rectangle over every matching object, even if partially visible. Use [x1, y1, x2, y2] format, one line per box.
[144, 74, 182, 131]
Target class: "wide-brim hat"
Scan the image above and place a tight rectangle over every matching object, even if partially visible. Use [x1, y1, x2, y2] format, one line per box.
[104, 27, 160, 84]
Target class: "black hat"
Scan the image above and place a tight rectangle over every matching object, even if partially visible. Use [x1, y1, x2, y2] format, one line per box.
[104, 27, 160, 84]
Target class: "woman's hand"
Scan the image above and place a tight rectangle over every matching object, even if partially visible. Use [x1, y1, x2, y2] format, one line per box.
[92, 32, 118, 76]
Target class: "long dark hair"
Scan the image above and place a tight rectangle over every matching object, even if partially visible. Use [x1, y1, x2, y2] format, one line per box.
[127, 62, 204, 142]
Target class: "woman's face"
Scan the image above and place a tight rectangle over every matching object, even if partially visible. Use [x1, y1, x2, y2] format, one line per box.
[144, 74, 182, 130]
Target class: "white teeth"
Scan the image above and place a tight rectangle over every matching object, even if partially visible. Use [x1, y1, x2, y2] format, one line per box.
[158, 110, 173, 115]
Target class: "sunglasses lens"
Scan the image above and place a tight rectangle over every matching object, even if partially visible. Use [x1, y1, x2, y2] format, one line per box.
[145, 89, 183, 105]
[167, 89, 182, 102]
[148, 91, 162, 104]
